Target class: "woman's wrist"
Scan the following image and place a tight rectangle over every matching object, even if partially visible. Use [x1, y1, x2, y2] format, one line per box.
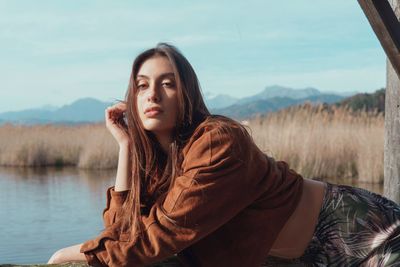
[118, 140, 130, 150]
[115, 140, 131, 192]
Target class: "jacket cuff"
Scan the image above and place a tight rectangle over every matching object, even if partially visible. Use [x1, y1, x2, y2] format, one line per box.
[80, 240, 107, 267]
[108, 186, 129, 207]
[102, 186, 129, 227]
[103, 186, 129, 216]
[81, 229, 121, 267]
[83, 252, 104, 267]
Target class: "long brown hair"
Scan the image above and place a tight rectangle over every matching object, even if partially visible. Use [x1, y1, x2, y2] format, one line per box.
[119, 43, 210, 234]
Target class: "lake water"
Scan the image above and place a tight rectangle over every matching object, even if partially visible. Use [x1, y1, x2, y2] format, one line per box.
[0, 166, 115, 264]
[0, 167, 383, 264]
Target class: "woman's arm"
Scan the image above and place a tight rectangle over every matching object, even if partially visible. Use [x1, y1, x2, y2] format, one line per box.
[114, 142, 131, 192]
[105, 102, 131, 191]
[100, 143, 131, 227]
[47, 243, 86, 264]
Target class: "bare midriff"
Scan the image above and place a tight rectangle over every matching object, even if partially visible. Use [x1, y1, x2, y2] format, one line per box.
[268, 178, 327, 259]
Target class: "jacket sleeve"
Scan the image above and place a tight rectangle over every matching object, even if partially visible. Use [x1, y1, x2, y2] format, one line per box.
[80, 125, 260, 266]
[102, 186, 129, 228]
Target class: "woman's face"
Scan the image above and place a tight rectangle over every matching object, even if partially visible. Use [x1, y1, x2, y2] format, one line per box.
[135, 55, 178, 138]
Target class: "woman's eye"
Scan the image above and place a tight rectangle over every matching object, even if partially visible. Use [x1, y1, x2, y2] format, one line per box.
[162, 81, 175, 88]
[137, 84, 147, 89]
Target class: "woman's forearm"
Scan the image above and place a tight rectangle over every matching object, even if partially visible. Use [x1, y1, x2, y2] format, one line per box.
[47, 243, 86, 264]
[114, 143, 131, 192]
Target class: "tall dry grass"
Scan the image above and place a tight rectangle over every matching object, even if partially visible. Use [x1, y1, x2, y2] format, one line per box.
[247, 104, 384, 183]
[0, 123, 118, 169]
[0, 104, 384, 183]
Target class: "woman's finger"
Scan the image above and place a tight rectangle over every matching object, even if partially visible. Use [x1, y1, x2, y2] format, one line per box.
[110, 102, 127, 111]
[105, 103, 127, 118]
[114, 102, 127, 109]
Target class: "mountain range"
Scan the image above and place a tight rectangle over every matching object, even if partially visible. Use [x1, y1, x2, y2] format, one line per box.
[204, 85, 355, 109]
[0, 85, 360, 124]
[207, 85, 351, 119]
[0, 98, 111, 125]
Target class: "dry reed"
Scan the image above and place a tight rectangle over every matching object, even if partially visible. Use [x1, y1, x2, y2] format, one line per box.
[247, 104, 384, 183]
[0, 123, 118, 169]
[0, 104, 384, 183]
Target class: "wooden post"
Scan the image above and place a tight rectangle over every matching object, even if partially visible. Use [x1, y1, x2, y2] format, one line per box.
[358, 0, 400, 201]
[384, 0, 400, 202]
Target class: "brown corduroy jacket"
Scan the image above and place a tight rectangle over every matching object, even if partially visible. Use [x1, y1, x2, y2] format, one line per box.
[80, 119, 304, 267]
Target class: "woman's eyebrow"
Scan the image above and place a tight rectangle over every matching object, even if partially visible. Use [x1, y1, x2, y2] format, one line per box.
[137, 72, 175, 79]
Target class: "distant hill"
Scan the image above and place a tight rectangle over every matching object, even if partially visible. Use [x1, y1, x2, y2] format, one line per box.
[335, 88, 385, 113]
[52, 98, 110, 121]
[204, 85, 330, 109]
[204, 94, 238, 109]
[212, 94, 344, 119]
[211, 87, 386, 119]
[258, 88, 386, 120]
[236, 85, 322, 105]
[0, 98, 112, 125]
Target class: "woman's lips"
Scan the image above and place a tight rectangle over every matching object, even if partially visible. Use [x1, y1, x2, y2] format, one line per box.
[145, 110, 162, 117]
[144, 107, 163, 117]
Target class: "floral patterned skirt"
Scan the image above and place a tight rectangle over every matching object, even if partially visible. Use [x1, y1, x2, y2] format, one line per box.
[263, 182, 400, 267]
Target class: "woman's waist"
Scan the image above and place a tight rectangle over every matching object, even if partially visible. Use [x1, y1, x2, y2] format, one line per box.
[269, 178, 326, 259]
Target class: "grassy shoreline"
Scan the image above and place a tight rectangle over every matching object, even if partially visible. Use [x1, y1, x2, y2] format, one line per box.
[0, 123, 118, 169]
[0, 105, 384, 183]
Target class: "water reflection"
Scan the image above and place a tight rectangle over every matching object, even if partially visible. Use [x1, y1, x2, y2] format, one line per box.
[0, 166, 115, 264]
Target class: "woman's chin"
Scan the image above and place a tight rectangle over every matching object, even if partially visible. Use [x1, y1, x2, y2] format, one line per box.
[143, 123, 171, 133]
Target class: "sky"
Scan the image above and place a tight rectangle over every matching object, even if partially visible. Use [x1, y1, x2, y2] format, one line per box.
[0, 0, 386, 113]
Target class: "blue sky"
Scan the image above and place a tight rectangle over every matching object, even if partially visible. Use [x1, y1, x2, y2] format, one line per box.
[0, 0, 386, 113]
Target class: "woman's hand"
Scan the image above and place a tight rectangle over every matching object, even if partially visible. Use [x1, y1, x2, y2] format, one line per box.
[47, 243, 86, 264]
[106, 102, 130, 147]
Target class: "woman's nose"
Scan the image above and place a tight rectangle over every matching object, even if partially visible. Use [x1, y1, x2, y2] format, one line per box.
[147, 83, 160, 102]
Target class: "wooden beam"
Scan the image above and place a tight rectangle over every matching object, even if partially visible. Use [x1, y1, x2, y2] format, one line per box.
[383, 0, 400, 203]
[358, 0, 400, 78]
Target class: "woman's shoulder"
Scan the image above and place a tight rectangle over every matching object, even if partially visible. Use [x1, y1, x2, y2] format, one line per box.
[195, 115, 249, 136]
[182, 115, 253, 157]
[180, 115, 264, 177]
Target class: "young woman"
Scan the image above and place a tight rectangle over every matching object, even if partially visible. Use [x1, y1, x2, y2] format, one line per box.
[48, 43, 400, 266]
